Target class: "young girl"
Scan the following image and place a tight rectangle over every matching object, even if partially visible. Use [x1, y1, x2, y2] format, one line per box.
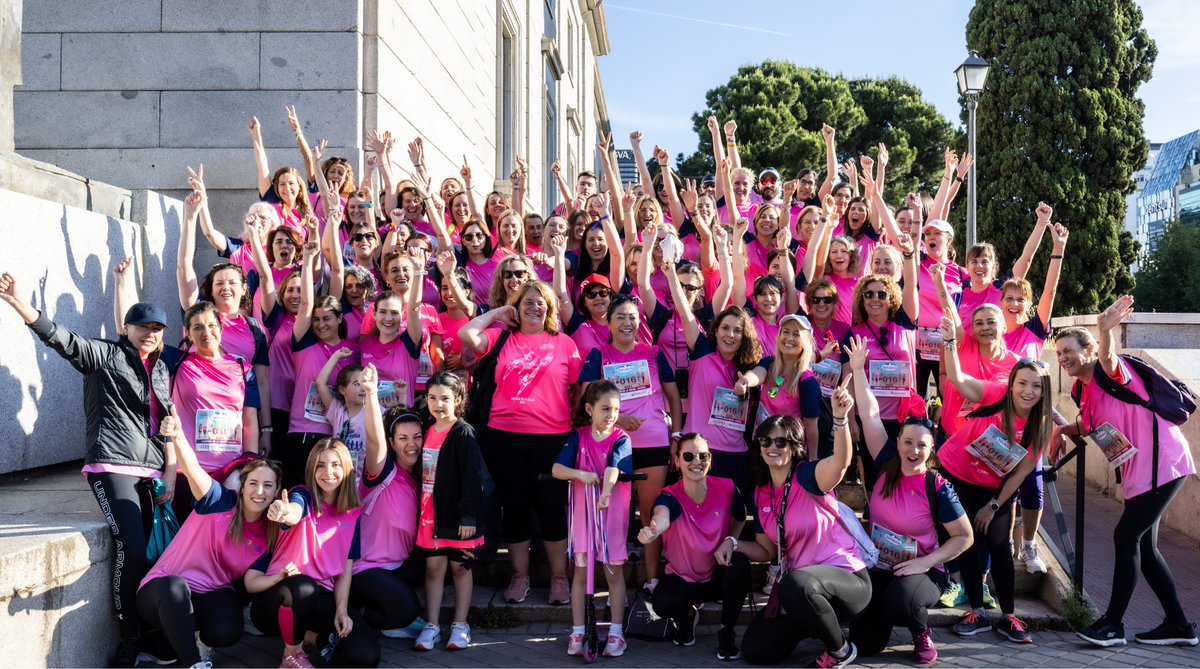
[552, 381, 634, 658]
[246, 439, 377, 668]
[314, 352, 369, 473]
[414, 372, 487, 652]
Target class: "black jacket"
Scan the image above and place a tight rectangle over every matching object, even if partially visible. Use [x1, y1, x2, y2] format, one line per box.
[29, 314, 174, 470]
[430, 420, 486, 540]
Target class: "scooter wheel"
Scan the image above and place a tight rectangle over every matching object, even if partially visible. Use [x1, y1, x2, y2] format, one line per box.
[583, 637, 599, 663]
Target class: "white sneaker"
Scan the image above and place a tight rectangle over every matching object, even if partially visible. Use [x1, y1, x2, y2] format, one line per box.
[414, 623, 441, 651]
[1019, 543, 1048, 574]
[195, 631, 214, 664]
[381, 616, 427, 639]
[447, 622, 471, 650]
[190, 663, 213, 669]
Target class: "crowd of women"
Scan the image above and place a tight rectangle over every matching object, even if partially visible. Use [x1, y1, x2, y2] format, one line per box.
[2, 108, 1195, 669]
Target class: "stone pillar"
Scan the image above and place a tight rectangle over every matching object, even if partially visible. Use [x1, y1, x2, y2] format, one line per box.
[0, 0, 21, 152]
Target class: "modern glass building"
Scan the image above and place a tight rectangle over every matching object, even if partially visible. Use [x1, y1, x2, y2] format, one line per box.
[1135, 130, 1200, 254]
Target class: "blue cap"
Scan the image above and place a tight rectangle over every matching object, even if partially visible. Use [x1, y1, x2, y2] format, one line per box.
[124, 302, 168, 327]
[701, 174, 716, 186]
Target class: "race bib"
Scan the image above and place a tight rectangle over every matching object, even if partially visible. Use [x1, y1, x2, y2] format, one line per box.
[811, 358, 842, 398]
[916, 327, 943, 361]
[337, 420, 366, 473]
[709, 387, 749, 430]
[871, 523, 918, 570]
[755, 403, 771, 431]
[303, 384, 330, 424]
[603, 360, 653, 400]
[1088, 422, 1138, 469]
[965, 424, 1028, 477]
[195, 409, 242, 453]
[421, 446, 438, 494]
[377, 380, 407, 411]
[416, 350, 434, 385]
[868, 360, 912, 398]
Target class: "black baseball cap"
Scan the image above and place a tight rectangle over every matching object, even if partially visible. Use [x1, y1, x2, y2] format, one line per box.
[124, 303, 168, 327]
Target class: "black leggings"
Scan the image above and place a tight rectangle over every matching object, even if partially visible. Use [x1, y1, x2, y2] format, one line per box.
[250, 575, 379, 668]
[349, 558, 423, 631]
[742, 567, 872, 665]
[87, 472, 153, 640]
[849, 569, 946, 656]
[137, 577, 242, 665]
[942, 470, 1015, 613]
[652, 553, 752, 630]
[282, 432, 328, 489]
[1106, 477, 1187, 624]
[916, 356, 940, 401]
[479, 427, 569, 543]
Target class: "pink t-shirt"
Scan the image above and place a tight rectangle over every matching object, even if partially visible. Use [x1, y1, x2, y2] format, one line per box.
[958, 281, 1003, 325]
[753, 465, 867, 573]
[417, 426, 485, 550]
[845, 317, 918, 421]
[360, 303, 439, 390]
[266, 311, 297, 412]
[141, 481, 269, 593]
[580, 344, 674, 449]
[938, 382, 1031, 488]
[1004, 319, 1049, 360]
[325, 401, 367, 474]
[464, 255, 500, 309]
[358, 333, 420, 411]
[658, 477, 737, 583]
[752, 313, 780, 359]
[869, 469, 960, 571]
[810, 319, 850, 357]
[171, 353, 250, 473]
[342, 306, 365, 344]
[744, 239, 772, 287]
[683, 347, 749, 454]
[568, 316, 610, 360]
[718, 200, 758, 226]
[355, 456, 418, 574]
[219, 313, 264, 367]
[940, 337, 1019, 437]
[266, 486, 361, 591]
[826, 273, 859, 325]
[560, 428, 632, 564]
[288, 333, 360, 435]
[917, 256, 965, 329]
[1078, 360, 1197, 499]
[484, 330, 583, 434]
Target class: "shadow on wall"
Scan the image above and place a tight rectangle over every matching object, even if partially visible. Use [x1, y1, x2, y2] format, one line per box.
[5, 562, 117, 666]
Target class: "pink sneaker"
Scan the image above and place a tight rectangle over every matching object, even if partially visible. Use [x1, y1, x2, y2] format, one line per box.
[279, 649, 314, 669]
[504, 573, 531, 603]
[548, 574, 570, 605]
[912, 627, 938, 665]
[567, 632, 584, 656]
[603, 634, 627, 657]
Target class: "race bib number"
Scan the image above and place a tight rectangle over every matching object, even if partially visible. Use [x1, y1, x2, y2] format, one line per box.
[868, 360, 912, 398]
[195, 409, 242, 453]
[871, 523, 918, 570]
[811, 358, 842, 398]
[916, 327, 944, 361]
[709, 387, 749, 431]
[1088, 422, 1138, 469]
[416, 350, 434, 386]
[303, 384, 330, 424]
[965, 424, 1028, 477]
[421, 446, 438, 494]
[603, 360, 653, 400]
[377, 380, 407, 411]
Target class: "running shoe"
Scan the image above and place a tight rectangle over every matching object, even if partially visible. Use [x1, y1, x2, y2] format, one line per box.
[981, 583, 998, 610]
[505, 573, 532, 604]
[548, 574, 571, 605]
[447, 622, 471, 650]
[194, 631, 214, 664]
[911, 627, 937, 665]
[937, 580, 966, 608]
[381, 616, 428, 639]
[1019, 543, 1048, 574]
[673, 606, 698, 647]
[994, 614, 1033, 644]
[414, 623, 441, 652]
[952, 610, 991, 637]
[814, 641, 857, 669]
[279, 649, 314, 669]
[602, 633, 627, 657]
[566, 632, 584, 656]
[717, 627, 741, 661]
[1076, 615, 1126, 647]
[1134, 620, 1199, 646]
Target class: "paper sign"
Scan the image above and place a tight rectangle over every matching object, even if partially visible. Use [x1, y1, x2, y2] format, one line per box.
[1089, 422, 1138, 469]
[377, 380, 408, 411]
[812, 358, 842, 398]
[871, 523, 918, 570]
[303, 384, 331, 424]
[916, 327, 944, 362]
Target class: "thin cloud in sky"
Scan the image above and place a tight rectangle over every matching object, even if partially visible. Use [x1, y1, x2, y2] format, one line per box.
[607, 3, 794, 37]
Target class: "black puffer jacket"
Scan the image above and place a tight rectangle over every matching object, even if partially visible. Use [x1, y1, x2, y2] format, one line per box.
[29, 314, 174, 470]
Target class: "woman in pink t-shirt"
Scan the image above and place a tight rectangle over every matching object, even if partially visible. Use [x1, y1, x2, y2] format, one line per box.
[736, 405, 870, 667]
[744, 314, 824, 453]
[1002, 221, 1068, 360]
[804, 278, 850, 363]
[370, 250, 442, 393]
[454, 220, 501, 309]
[844, 339, 973, 664]
[637, 434, 751, 658]
[1053, 302, 1198, 648]
[803, 209, 863, 325]
[249, 231, 305, 442]
[460, 280, 583, 607]
[959, 202, 1057, 327]
[139, 419, 281, 668]
[246, 439, 377, 668]
[434, 253, 480, 384]
[936, 313, 1052, 644]
[357, 253, 426, 416]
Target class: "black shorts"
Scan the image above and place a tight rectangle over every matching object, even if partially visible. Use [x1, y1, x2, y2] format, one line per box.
[632, 446, 671, 471]
[416, 546, 476, 564]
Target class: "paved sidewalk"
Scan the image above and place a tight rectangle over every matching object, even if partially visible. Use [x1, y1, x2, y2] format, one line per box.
[216, 623, 1200, 668]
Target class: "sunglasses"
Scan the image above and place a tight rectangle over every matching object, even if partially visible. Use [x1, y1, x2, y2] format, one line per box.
[760, 177, 778, 185]
[327, 157, 350, 166]
[585, 289, 611, 300]
[680, 451, 711, 463]
[501, 270, 529, 280]
[863, 290, 890, 300]
[462, 232, 486, 242]
[350, 233, 377, 242]
[1019, 357, 1048, 369]
[798, 179, 816, 187]
[810, 296, 835, 305]
[682, 284, 703, 294]
[757, 436, 799, 449]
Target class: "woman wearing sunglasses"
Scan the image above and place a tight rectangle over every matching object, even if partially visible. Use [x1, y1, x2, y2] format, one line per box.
[638, 434, 751, 660]
[737, 405, 870, 668]
[935, 315, 1053, 645]
[843, 336, 973, 665]
[1055, 300, 1197, 649]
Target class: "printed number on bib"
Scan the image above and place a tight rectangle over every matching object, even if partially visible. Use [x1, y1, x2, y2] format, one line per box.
[709, 387, 749, 430]
[416, 350, 434, 385]
[965, 424, 1028, 477]
[1087, 422, 1138, 469]
[603, 360, 653, 400]
[377, 380, 407, 411]
[195, 409, 243, 453]
[811, 358, 842, 398]
[871, 523, 918, 570]
[916, 327, 943, 362]
[303, 384, 331, 424]
[868, 360, 912, 398]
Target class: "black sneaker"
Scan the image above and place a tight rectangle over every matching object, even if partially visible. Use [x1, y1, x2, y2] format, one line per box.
[993, 614, 1033, 644]
[1077, 616, 1127, 647]
[111, 639, 139, 668]
[673, 606, 698, 647]
[716, 627, 741, 661]
[1134, 620, 1200, 647]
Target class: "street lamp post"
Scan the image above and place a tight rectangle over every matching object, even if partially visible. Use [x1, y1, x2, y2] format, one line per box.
[956, 52, 990, 249]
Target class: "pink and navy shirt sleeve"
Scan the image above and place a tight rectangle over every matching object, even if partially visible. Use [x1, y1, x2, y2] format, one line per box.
[656, 350, 676, 383]
[554, 431, 582, 468]
[193, 478, 238, 514]
[608, 435, 633, 475]
[932, 476, 967, 524]
[752, 461, 822, 533]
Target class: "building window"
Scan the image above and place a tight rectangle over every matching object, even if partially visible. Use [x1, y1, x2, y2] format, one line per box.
[544, 0, 556, 40]
[545, 59, 559, 215]
[566, 16, 575, 78]
[499, 23, 516, 179]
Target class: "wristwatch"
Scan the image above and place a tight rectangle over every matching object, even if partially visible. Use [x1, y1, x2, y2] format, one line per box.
[988, 499, 1000, 512]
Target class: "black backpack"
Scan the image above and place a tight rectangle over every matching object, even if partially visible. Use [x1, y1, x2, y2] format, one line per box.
[465, 330, 512, 427]
[1070, 354, 1196, 488]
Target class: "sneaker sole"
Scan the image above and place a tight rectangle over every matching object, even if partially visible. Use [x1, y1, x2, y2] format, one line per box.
[505, 589, 531, 604]
[1076, 632, 1126, 647]
[953, 625, 991, 637]
[717, 651, 742, 661]
[994, 627, 1033, 644]
[1134, 636, 1199, 646]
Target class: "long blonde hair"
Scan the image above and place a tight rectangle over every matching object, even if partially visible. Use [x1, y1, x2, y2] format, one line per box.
[305, 438, 360, 515]
[768, 323, 815, 396]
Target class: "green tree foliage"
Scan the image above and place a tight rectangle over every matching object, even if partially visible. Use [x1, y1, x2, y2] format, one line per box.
[676, 61, 955, 197]
[1132, 222, 1200, 313]
[967, 0, 1154, 315]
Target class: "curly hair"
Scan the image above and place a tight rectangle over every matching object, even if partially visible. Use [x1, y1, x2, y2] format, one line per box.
[851, 274, 902, 325]
[489, 254, 534, 309]
[708, 305, 763, 371]
[508, 280, 561, 335]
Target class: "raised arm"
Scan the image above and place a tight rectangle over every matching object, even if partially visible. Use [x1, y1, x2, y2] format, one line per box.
[248, 116, 272, 198]
[458, 306, 516, 356]
[360, 363, 387, 479]
[316, 347, 354, 411]
[323, 208, 345, 301]
[1035, 223, 1068, 328]
[406, 247, 428, 346]
[285, 105, 316, 184]
[802, 198, 835, 283]
[727, 220, 747, 310]
[818, 124, 838, 201]
[874, 143, 889, 199]
[293, 239, 320, 341]
[597, 196, 626, 290]
[712, 224, 736, 313]
[928, 149, 958, 222]
[176, 175, 202, 310]
[459, 154, 479, 220]
[551, 159, 574, 213]
[664, 262, 701, 350]
[112, 257, 137, 337]
[637, 226, 659, 320]
[629, 131, 655, 198]
[939, 312, 984, 403]
[777, 226, 801, 314]
[846, 336, 889, 459]
[548, 234, 572, 323]
[705, 116, 727, 202]
[1012, 202, 1053, 280]
[510, 156, 528, 217]
[930, 263, 961, 340]
[723, 120, 742, 170]
[435, 251, 474, 318]
[655, 145, 688, 230]
[247, 220, 277, 315]
[814, 383, 856, 493]
[1096, 295, 1134, 379]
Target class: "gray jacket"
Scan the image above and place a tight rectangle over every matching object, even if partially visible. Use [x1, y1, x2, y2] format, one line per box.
[29, 314, 174, 470]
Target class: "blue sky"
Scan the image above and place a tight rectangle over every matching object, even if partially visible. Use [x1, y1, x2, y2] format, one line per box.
[600, 0, 1197, 163]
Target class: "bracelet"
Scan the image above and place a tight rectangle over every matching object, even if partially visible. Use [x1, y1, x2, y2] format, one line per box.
[725, 535, 739, 552]
[1050, 254, 1063, 260]
[598, 215, 610, 221]
[955, 175, 966, 183]
[902, 251, 915, 259]
[832, 416, 849, 426]
[942, 338, 957, 345]
[261, 426, 274, 434]
[413, 270, 428, 276]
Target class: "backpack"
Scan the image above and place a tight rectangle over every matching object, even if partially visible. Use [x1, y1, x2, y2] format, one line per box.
[465, 330, 512, 427]
[1070, 354, 1196, 489]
